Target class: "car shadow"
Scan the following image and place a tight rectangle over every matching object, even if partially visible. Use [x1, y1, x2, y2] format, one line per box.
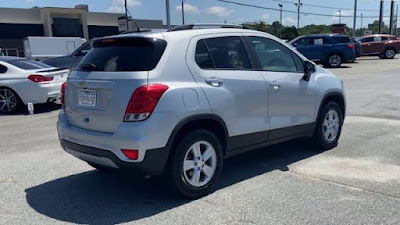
[327, 65, 352, 69]
[0, 102, 61, 116]
[25, 140, 322, 225]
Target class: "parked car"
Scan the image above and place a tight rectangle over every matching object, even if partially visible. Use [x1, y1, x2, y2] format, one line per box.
[356, 34, 400, 59]
[289, 34, 356, 68]
[41, 42, 91, 71]
[24, 36, 86, 60]
[0, 56, 69, 113]
[351, 38, 362, 58]
[57, 24, 346, 198]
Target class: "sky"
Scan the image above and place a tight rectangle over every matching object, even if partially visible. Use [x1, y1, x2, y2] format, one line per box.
[1, 0, 398, 29]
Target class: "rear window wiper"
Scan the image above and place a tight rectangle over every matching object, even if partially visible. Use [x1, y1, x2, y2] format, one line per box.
[79, 63, 98, 71]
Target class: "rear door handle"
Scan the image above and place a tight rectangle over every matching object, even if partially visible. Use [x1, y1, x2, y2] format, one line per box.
[206, 77, 223, 87]
[269, 81, 282, 90]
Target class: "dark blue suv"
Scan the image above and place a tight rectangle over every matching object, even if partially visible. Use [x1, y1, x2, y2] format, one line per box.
[289, 34, 356, 68]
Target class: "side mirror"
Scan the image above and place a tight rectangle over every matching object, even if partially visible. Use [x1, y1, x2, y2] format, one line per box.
[292, 42, 298, 47]
[80, 50, 90, 56]
[303, 61, 315, 81]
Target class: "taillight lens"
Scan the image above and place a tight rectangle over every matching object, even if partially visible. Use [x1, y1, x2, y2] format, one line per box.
[61, 82, 67, 108]
[124, 84, 169, 122]
[28, 75, 53, 83]
[348, 44, 355, 49]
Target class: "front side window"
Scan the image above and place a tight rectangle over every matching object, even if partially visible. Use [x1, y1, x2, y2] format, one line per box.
[248, 36, 298, 72]
[295, 38, 311, 46]
[200, 37, 251, 70]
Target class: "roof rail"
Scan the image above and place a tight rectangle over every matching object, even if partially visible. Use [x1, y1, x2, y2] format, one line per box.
[168, 23, 255, 32]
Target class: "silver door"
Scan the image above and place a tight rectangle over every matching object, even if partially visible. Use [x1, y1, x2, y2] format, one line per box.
[186, 34, 270, 138]
[244, 35, 317, 129]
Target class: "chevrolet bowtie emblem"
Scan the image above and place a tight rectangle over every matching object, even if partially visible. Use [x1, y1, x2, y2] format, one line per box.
[79, 81, 87, 88]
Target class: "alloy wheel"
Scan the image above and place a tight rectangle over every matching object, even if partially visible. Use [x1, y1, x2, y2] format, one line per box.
[329, 55, 341, 67]
[322, 110, 340, 142]
[386, 50, 395, 59]
[0, 89, 17, 113]
[182, 141, 217, 187]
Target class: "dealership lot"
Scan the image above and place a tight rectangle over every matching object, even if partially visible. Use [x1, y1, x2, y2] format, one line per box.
[1, 57, 400, 224]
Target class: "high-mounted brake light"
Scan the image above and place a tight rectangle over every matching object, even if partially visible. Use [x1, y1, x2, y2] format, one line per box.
[61, 82, 67, 108]
[101, 39, 115, 43]
[348, 44, 355, 49]
[124, 84, 169, 122]
[28, 75, 53, 83]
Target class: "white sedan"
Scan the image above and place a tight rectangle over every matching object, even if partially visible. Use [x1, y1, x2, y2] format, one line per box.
[0, 56, 69, 113]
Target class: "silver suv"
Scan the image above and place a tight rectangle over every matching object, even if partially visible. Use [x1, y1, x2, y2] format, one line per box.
[58, 24, 345, 198]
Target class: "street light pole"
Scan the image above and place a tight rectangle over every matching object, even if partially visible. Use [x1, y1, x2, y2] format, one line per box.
[389, 0, 395, 35]
[339, 10, 342, 24]
[125, 0, 129, 31]
[295, 0, 302, 29]
[181, 0, 185, 25]
[378, 0, 384, 34]
[166, 0, 171, 29]
[353, 0, 357, 37]
[279, 4, 283, 38]
[360, 13, 363, 36]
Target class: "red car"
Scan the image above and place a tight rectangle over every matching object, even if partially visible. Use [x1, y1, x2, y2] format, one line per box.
[357, 35, 400, 59]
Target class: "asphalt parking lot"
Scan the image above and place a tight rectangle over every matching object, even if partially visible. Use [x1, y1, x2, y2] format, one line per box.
[1, 56, 400, 225]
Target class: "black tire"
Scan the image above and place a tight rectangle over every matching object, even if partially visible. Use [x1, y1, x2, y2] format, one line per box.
[312, 101, 343, 150]
[324, 53, 343, 68]
[168, 129, 224, 199]
[0, 87, 23, 114]
[383, 49, 396, 59]
[87, 162, 117, 173]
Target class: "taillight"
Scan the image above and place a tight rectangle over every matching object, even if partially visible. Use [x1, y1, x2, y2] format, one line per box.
[28, 75, 53, 83]
[348, 44, 355, 49]
[124, 84, 169, 122]
[61, 82, 66, 108]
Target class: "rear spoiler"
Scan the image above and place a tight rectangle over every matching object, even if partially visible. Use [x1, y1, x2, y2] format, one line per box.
[37, 67, 69, 73]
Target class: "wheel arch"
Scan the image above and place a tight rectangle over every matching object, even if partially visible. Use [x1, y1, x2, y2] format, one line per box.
[318, 92, 346, 123]
[166, 114, 229, 158]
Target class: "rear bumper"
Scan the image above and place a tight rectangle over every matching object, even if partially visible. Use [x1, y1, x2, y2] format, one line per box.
[61, 139, 169, 175]
[19, 82, 65, 105]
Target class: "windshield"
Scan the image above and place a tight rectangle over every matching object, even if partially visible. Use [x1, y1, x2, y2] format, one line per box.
[8, 60, 52, 70]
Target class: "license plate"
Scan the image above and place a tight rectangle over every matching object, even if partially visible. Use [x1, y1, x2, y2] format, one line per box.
[79, 89, 96, 107]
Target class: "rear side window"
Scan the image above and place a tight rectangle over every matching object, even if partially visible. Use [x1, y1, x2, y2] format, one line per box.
[333, 36, 351, 43]
[0, 64, 7, 73]
[8, 60, 51, 70]
[195, 40, 214, 69]
[360, 37, 374, 43]
[77, 38, 167, 72]
[196, 37, 251, 70]
[311, 38, 329, 45]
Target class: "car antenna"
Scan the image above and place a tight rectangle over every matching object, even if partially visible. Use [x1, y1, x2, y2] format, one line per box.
[126, 8, 140, 32]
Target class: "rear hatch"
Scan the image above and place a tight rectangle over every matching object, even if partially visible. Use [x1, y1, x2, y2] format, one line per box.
[65, 36, 167, 133]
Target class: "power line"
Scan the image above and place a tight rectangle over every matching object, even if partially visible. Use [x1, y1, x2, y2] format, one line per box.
[215, 0, 390, 18]
[272, 0, 389, 12]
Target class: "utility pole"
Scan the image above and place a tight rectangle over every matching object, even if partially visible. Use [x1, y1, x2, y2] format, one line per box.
[166, 0, 171, 29]
[295, 0, 302, 29]
[389, 0, 395, 34]
[378, 0, 384, 34]
[360, 13, 363, 36]
[339, 10, 342, 24]
[353, 0, 357, 37]
[125, 0, 129, 31]
[395, 5, 399, 36]
[279, 4, 283, 38]
[181, 0, 185, 24]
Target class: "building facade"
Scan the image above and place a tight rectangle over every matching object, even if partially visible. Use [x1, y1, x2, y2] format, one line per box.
[0, 5, 167, 57]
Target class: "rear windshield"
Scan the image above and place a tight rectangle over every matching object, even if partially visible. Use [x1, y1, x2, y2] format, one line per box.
[8, 60, 52, 70]
[77, 37, 167, 72]
[333, 36, 351, 43]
